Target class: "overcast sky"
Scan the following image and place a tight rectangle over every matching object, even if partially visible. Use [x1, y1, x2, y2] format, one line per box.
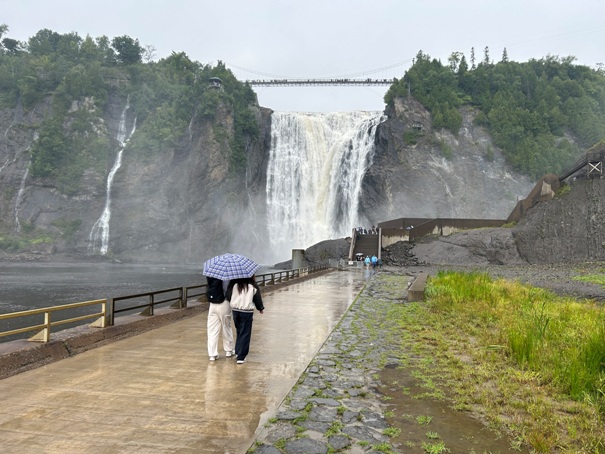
[3, 0, 604, 112]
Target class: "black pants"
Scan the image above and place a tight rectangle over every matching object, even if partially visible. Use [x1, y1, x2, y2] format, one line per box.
[232, 310, 254, 360]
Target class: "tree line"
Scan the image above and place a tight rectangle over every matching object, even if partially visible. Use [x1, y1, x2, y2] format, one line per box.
[0, 25, 258, 194]
[385, 49, 605, 179]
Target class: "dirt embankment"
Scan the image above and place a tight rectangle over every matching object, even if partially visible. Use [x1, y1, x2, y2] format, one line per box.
[382, 238, 605, 301]
[379, 176, 605, 301]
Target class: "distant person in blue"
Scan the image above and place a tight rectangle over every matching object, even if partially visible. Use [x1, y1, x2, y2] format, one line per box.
[226, 276, 265, 364]
[364, 256, 371, 268]
[371, 255, 378, 269]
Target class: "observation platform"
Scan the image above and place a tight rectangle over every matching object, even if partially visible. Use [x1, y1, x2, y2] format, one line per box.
[0, 270, 365, 453]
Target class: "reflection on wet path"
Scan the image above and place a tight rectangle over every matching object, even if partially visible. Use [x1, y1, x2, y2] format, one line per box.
[0, 270, 365, 453]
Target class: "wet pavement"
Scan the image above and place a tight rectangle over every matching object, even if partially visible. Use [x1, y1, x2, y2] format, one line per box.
[252, 267, 404, 454]
[252, 266, 523, 454]
[0, 270, 367, 454]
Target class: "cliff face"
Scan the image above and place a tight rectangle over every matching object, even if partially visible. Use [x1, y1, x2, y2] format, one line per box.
[102, 101, 273, 264]
[0, 86, 273, 263]
[1, 90, 541, 264]
[362, 97, 534, 225]
[513, 178, 605, 263]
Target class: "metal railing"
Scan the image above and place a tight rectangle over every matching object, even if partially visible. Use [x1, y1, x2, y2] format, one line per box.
[109, 287, 185, 326]
[0, 264, 330, 344]
[0, 299, 107, 343]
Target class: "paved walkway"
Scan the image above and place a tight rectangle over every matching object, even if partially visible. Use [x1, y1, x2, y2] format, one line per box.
[0, 271, 367, 454]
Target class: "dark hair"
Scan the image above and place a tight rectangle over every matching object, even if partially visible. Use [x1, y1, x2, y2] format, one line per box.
[229, 276, 256, 294]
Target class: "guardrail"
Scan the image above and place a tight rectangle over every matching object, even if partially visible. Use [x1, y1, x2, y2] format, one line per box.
[109, 287, 185, 326]
[0, 299, 107, 343]
[1, 264, 330, 344]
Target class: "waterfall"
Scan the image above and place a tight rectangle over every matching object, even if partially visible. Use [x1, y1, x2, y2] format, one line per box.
[14, 164, 29, 233]
[12, 132, 37, 232]
[266, 111, 384, 260]
[88, 100, 136, 255]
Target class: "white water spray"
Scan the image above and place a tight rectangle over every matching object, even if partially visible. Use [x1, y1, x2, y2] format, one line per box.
[89, 100, 136, 255]
[266, 111, 384, 260]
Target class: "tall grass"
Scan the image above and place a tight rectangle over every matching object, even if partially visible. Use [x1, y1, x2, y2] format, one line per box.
[425, 271, 605, 412]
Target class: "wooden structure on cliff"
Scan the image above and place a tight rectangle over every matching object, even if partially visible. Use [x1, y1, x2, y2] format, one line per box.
[559, 141, 605, 181]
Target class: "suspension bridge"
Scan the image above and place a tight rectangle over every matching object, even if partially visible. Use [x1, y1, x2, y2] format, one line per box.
[225, 59, 412, 87]
[244, 78, 394, 86]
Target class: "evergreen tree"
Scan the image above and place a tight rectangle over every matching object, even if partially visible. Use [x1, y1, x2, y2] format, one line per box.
[458, 55, 469, 76]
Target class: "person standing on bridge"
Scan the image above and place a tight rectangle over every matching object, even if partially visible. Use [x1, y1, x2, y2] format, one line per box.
[227, 276, 264, 364]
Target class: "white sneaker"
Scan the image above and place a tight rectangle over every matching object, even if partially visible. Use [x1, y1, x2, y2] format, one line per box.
[226, 350, 235, 357]
[209, 355, 218, 361]
[236, 358, 246, 364]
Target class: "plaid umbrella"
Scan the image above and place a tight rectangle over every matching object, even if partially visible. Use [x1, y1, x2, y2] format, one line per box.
[202, 253, 260, 280]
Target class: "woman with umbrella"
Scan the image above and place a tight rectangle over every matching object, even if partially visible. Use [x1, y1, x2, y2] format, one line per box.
[203, 253, 264, 364]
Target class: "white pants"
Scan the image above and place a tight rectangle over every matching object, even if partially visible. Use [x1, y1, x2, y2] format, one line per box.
[207, 301, 234, 357]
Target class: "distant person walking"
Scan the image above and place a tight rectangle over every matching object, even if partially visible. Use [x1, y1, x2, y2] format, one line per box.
[364, 256, 371, 268]
[227, 276, 265, 364]
[206, 276, 235, 361]
[371, 255, 378, 269]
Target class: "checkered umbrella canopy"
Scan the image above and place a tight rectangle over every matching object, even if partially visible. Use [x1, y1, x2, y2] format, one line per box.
[202, 253, 260, 280]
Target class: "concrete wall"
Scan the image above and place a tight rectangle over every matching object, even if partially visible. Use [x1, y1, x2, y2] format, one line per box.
[380, 218, 507, 244]
[506, 174, 559, 223]
[381, 229, 409, 247]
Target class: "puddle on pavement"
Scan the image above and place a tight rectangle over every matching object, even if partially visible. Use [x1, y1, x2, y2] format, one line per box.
[378, 366, 530, 453]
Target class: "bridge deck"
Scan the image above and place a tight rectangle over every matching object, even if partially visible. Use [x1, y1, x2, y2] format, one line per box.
[0, 271, 364, 453]
[246, 79, 392, 86]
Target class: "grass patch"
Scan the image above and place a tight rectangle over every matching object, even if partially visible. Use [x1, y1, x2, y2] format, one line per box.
[574, 272, 605, 287]
[421, 440, 450, 453]
[383, 427, 401, 437]
[416, 415, 433, 426]
[396, 270, 605, 452]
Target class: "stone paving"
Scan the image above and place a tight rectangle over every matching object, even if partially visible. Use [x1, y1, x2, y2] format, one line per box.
[252, 268, 413, 454]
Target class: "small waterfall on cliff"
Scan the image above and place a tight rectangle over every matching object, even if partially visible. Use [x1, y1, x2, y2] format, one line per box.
[13, 133, 37, 233]
[14, 164, 29, 233]
[266, 111, 384, 260]
[88, 100, 136, 255]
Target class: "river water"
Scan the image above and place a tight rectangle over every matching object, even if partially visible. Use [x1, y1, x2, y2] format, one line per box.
[0, 262, 210, 341]
[0, 262, 207, 312]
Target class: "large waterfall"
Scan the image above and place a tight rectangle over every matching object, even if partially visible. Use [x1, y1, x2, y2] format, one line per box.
[88, 101, 136, 255]
[266, 111, 384, 260]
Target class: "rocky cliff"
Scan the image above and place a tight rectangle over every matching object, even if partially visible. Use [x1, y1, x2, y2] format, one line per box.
[513, 176, 605, 263]
[1, 89, 540, 264]
[0, 84, 273, 264]
[362, 97, 534, 225]
[398, 173, 605, 266]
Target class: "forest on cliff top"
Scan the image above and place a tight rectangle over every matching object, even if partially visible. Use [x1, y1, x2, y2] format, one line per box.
[0, 25, 258, 195]
[385, 49, 605, 178]
[2, 26, 605, 188]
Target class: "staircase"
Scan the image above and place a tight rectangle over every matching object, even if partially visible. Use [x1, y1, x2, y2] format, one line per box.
[353, 234, 379, 259]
